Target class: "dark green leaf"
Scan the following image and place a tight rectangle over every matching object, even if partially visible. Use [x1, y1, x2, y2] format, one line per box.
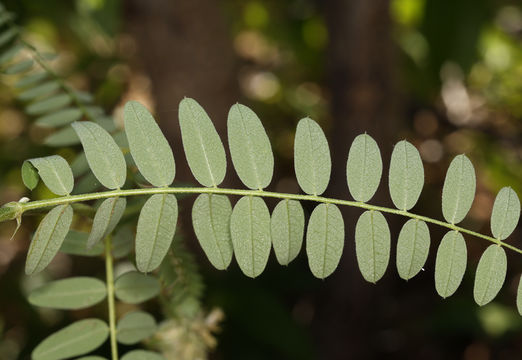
[60, 230, 104, 257]
[114, 271, 160, 304]
[0, 27, 18, 48]
[112, 225, 134, 259]
[0, 44, 22, 65]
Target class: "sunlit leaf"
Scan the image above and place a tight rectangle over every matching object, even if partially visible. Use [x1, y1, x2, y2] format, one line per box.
[26, 93, 71, 115]
[192, 194, 233, 270]
[27, 155, 74, 195]
[31, 319, 109, 360]
[346, 133, 382, 202]
[60, 230, 104, 257]
[4, 58, 32, 74]
[441, 155, 476, 224]
[124, 100, 175, 187]
[87, 197, 126, 249]
[35, 108, 83, 128]
[135, 194, 178, 272]
[18, 81, 59, 101]
[114, 271, 160, 304]
[116, 311, 157, 345]
[121, 350, 165, 360]
[44, 126, 80, 147]
[230, 196, 271, 278]
[72, 121, 127, 189]
[227, 103, 274, 190]
[26, 205, 73, 275]
[21, 160, 38, 190]
[474, 245, 507, 306]
[388, 140, 424, 210]
[490, 187, 520, 240]
[28, 277, 106, 310]
[355, 210, 390, 283]
[271, 199, 304, 265]
[396, 219, 430, 280]
[179, 97, 227, 187]
[435, 230, 467, 298]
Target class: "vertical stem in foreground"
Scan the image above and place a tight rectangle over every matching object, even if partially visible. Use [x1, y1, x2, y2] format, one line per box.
[105, 237, 118, 360]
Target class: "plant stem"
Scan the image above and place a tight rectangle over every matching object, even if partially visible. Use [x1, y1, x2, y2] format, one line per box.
[105, 236, 118, 360]
[7, 186, 522, 254]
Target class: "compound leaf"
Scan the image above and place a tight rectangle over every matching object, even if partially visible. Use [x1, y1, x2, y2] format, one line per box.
[389, 140, 424, 210]
[116, 311, 157, 345]
[491, 187, 520, 240]
[87, 197, 126, 249]
[435, 230, 467, 298]
[227, 103, 274, 190]
[346, 133, 382, 202]
[179, 97, 227, 187]
[442, 155, 476, 224]
[396, 219, 430, 280]
[473, 245, 507, 306]
[114, 271, 160, 304]
[27, 155, 74, 196]
[230, 196, 271, 278]
[271, 199, 304, 265]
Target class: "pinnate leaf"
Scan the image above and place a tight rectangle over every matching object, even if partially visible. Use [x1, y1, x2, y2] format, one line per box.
[179, 97, 227, 187]
[271, 199, 304, 265]
[192, 194, 233, 270]
[87, 197, 126, 249]
[228, 103, 274, 190]
[124, 100, 175, 187]
[27, 155, 74, 195]
[473, 245, 507, 306]
[26, 205, 73, 275]
[346, 133, 382, 202]
[435, 230, 467, 298]
[230, 196, 271, 278]
[396, 219, 430, 280]
[441, 155, 476, 224]
[114, 271, 160, 304]
[116, 311, 157, 345]
[490, 187, 520, 240]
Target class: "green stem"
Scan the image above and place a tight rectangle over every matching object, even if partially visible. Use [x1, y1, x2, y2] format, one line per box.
[105, 236, 118, 360]
[8, 186, 522, 254]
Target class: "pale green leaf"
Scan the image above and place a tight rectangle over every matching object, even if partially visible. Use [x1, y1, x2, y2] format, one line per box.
[71, 152, 90, 177]
[26, 93, 71, 115]
[136, 194, 178, 272]
[388, 140, 424, 210]
[0, 44, 23, 65]
[124, 100, 175, 187]
[441, 154, 476, 224]
[491, 187, 520, 240]
[517, 276, 522, 316]
[0, 27, 18, 48]
[473, 245, 507, 306]
[18, 81, 59, 101]
[72, 121, 127, 189]
[294, 117, 331, 196]
[355, 210, 390, 283]
[15, 72, 47, 88]
[121, 350, 165, 360]
[76, 357, 107, 360]
[116, 311, 157, 345]
[230, 196, 271, 278]
[32, 319, 109, 360]
[21, 160, 39, 190]
[60, 230, 104, 257]
[28, 277, 106, 310]
[192, 194, 233, 270]
[396, 219, 430, 280]
[114, 271, 160, 304]
[4, 58, 32, 74]
[178, 97, 227, 187]
[87, 197, 126, 249]
[435, 230, 467, 298]
[35, 108, 83, 128]
[271, 199, 304, 265]
[227, 103, 274, 190]
[112, 225, 134, 259]
[306, 203, 344, 279]
[346, 133, 382, 202]
[44, 126, 80, 147]
[26, 205, 73, 275]
[28, 155, 74, 195]
[75, 90, 93, 103]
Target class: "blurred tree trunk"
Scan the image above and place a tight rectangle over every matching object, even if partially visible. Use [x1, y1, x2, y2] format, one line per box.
[318, 0, 399, 359]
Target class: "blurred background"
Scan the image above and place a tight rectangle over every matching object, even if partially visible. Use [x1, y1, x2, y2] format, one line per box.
[1, 0, 522, 359]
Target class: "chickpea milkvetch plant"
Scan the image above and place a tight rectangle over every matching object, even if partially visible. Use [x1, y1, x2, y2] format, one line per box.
[0, 3, 522, 360]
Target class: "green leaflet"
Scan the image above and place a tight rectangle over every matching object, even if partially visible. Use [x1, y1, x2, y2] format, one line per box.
[517, 276, 522, 316]
[87, 197, 126, 249]
[114, 271, 160, 304]
[135, 194, 178, 272]
[112, 225, 134, 259]
[271, 199, 305, 265]
[31, 319, 109, 360]
[21, 160, 39, 190]
[15, 72, 47, 88]
[306, 203, 344, 279]
[230, 196, 271, 278]
[71, 152, 90, 177]
[76, 357, 107, 360]
[227, 103, 274, 190]
[26, 205, 73, 275]
[27, 155, 74, 195]
[396, 219, 430, 280]
[72, 121, 127, 189]
[178, 97, 227, 187]
[4, 59, 33, 74]
[388, 140, 424, 210]
[35, 108, 83, 128]
[473, 245, 507, 306]
[124, 100, 175, 187]
[441, 154, 476, 224]
[121, 350, 166, 360]
[60, 230, 104, 257]
[294, 117, 331, 196]
[192, 194, 233, 270]
[346, 133, 382, 203]
[0, 27, 18, 48]
[490, 187, 520, 240]
[355, 210, 390, 283]
[18, 81, 59, 101]
[116, 311, 157, 345]
[28, 277, 106, 310]
[44, 126, 80, 147]
[435, 230, 467, 298]
[0, 44, 22, 65]
[26, 93, 71, 115]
